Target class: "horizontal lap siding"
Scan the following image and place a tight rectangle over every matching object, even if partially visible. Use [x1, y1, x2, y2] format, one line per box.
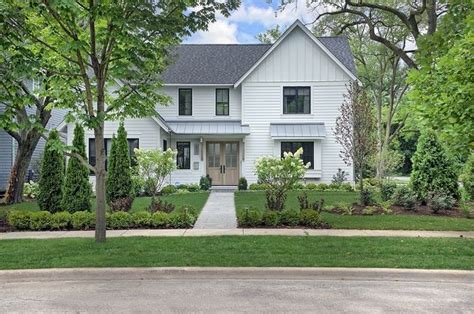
[157, 86, 241, 120]
[0, 130, 13, 191]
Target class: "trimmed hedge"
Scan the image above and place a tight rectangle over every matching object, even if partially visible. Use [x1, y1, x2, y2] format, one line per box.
[238, 208, 324, 228]
[7, 209, 197, 231]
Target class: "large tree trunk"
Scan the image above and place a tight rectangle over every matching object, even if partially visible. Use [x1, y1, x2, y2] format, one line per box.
[94, 125, 107, 243]
[4, 133, 41, 204]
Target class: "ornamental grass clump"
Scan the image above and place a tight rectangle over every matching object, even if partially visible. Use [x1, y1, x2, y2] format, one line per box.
[255, 148, 309, 211]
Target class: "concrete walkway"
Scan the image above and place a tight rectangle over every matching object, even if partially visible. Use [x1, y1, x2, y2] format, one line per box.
[0, 229, 473, 240]
[193, 191, 237, 229]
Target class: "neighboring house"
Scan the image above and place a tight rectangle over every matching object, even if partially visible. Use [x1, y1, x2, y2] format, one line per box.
[0, 104, 66, 192]
[63, 20, 357, 187]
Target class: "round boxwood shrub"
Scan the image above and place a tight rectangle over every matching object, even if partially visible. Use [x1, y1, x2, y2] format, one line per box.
[199, 175, 212, 191]
[305, 183, 318, 190]
[160, 185, 177, 195]
[29, 211, 52, 230]
[262, 211, 279, 227]
[108, 211, 132, 229]
[37, 130, 64, 213]
[239, 207, 262, 227]
[279, 209, 300, 226]
[170, 210, 195, 228]
[299, 209, 322, 228]
[8, 211, 31, 230]
[238, 177, 248, 191]
[248, 183, 267, 191]
[71, 211, 95, 230]
[131, 211, 152, 228]
[428, 192, 456, 213]
[50, 211, 71, 230]
[151, 211, 170, 228]
[411, 130, 459, 202]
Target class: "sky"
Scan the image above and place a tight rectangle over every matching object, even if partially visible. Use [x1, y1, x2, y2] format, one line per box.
[185, 0, 321, 44]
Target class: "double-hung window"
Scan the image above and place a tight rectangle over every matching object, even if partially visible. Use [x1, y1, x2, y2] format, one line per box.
[281, 142, 314, 169]
[179, 88, 192, 116]
[176, 142, 190, 169]
[283, 87, 311, 114]
[216, 88, 229, 116]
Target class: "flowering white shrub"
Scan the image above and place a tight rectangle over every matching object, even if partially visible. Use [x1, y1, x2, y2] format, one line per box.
[134, 148, 177, 200]
[255, 148, 309, 211]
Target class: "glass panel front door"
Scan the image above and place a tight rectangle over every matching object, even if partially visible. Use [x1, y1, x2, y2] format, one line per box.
[206, 142, 239, 186]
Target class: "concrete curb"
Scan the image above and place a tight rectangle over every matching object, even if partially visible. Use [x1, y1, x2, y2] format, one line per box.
[1, 267, 473, 283]
[1, 228, 473, 240]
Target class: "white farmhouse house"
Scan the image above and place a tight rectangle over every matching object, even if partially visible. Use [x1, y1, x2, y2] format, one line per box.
[62, 20, 357, 187]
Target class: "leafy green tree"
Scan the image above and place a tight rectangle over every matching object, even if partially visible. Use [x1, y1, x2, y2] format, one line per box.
[410, 130, 459, 202]
[37, 130, 64, 212]
[1, 0, 239, 241]
[256, 25, 282, 44]
[407, 1, 474, 156]
[106, 123, 132, 208]
[62, 124, 92, 212]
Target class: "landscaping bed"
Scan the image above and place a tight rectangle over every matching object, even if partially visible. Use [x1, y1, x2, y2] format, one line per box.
[235, 191, 474, 231]
[0, 192, 209, 232]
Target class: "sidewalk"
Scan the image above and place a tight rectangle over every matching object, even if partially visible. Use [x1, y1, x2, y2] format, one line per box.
[1, 228, 472, 240]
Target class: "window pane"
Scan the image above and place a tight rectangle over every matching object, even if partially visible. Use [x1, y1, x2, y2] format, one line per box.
[128, 139, 139, 167]
[89, 139, 96, 167]
[216, 89, 229, 116]
[179, 89, 192, 116]
[177, 142, 190, 169]
[225, 143, 238, 167]
[283, 87, 310, 114]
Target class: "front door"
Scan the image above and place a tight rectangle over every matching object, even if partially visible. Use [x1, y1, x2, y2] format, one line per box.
[206, 142, 239, 186]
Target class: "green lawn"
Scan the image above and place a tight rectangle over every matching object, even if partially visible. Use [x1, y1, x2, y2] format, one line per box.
[1, 192, 210, 214]
[235, 191, 474, 231]
[0, 236, 472, 270]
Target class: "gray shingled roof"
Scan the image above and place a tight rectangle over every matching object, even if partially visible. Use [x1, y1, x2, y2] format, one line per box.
[161, 37, 356, 85]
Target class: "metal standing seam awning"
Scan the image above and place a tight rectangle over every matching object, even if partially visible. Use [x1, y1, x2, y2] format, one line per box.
[270, 123, 326, 139]
[166, 120, 250, 135]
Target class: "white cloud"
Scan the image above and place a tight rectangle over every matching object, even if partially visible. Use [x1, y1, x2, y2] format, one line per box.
[186, 20, 239, 44]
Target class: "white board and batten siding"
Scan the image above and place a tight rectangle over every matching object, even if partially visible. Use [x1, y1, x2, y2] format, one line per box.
[241, 26, 354, 183]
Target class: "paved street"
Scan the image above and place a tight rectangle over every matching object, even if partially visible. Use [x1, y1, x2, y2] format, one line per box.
[1, 268, 472, 313]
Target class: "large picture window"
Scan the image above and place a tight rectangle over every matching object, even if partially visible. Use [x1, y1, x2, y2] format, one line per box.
[281, 142, 314, 169]
[216, 88, 229, 116]
[283, 87, 310, 114]
[179, 88, 192, 116]
[88, 138, 139, 171]
[176, 142, 191, 169]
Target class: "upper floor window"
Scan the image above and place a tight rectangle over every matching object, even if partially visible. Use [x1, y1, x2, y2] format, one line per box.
[281, 142, 314, 169]
[179, 88, 192, 116]
[88, 138, 139, 172]
[176, 142, 190, 169]
[216, 88, 229, 116]
[283, 87, 310, 114]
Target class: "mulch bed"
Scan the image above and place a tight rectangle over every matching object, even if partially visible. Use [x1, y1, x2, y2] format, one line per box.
[329, 204, 468, 218]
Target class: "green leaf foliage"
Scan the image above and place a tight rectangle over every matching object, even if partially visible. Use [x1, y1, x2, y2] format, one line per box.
[37, 130, 64, 212]
[106, 122, 133, 205]
[410, 130, 459, 202]
[408, 1, 474, 156]
[62, 124, 92, 212]
[460, 153, 474, 200]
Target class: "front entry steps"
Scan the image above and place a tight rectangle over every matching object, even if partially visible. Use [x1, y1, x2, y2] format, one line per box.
[209, 185, 238, 193]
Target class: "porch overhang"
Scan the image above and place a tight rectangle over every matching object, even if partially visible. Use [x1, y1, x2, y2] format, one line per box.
[270, 123, 326, 140]
[167, 120, 250, 135]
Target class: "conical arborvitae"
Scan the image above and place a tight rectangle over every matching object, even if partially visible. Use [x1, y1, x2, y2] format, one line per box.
[410, 130, 459, 201]
[37, 129, 64, 212]
[61, 124, 92, 212]
[106, 122, 133, 206]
